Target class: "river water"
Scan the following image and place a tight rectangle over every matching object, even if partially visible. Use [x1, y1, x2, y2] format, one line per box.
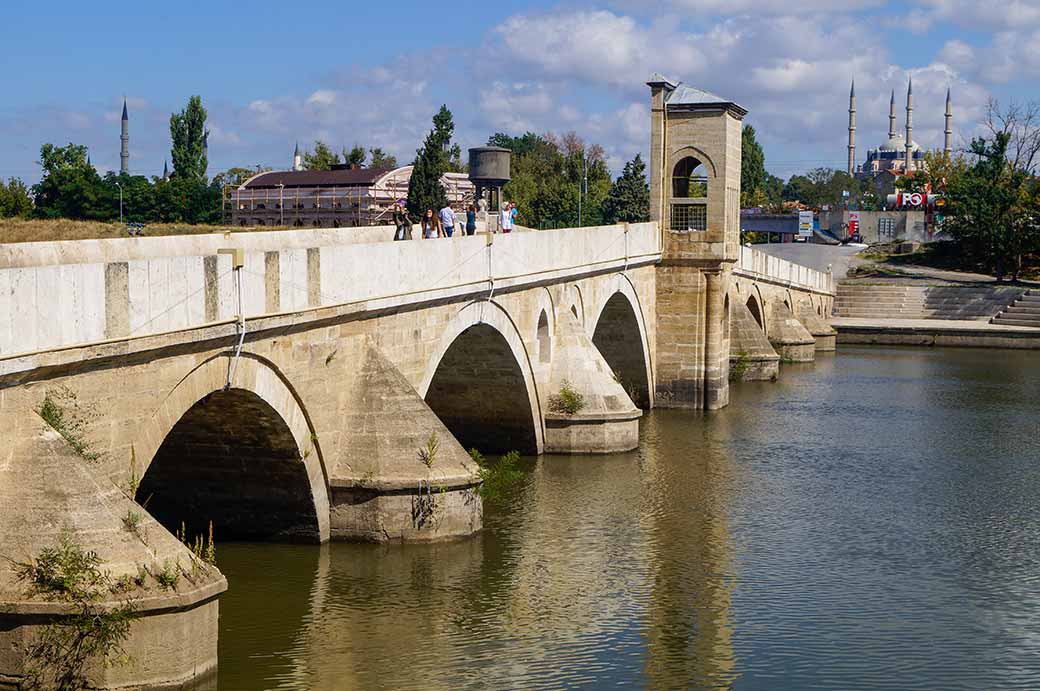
[214, 346, 1040, 691]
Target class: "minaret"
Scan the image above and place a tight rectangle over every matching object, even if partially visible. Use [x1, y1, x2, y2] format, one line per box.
[293, 142, 303, 171]
[944, 88, 953, 158]
[120, 98, 129, 175]
[847, 80, 856, 175]
[888, 89, 897, 139]
[904, 77, 914, 173]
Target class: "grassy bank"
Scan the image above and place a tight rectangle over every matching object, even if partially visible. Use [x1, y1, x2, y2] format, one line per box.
[0, 219, 291, 244]
[855, 241, 1040, 281]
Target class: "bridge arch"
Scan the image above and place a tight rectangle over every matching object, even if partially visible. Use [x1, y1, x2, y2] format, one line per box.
[134, 353, 330, 543]
[746, 293, 766, 334]
[590, 276, 654, 409]
[420, 300, 544, 455]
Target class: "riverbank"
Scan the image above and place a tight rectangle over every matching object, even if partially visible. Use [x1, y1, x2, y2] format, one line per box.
[832, 316, 1040, 348]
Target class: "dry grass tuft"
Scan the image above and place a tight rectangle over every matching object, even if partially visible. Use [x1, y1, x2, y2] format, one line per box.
[0, 218, 291, 244]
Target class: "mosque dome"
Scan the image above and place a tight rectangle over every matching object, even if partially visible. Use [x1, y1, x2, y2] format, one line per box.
[878, 133, 920, 153]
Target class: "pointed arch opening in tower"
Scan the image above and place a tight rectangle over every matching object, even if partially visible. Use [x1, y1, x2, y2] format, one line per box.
[138, 389, 321, 543]
[670, 156, 708, 231]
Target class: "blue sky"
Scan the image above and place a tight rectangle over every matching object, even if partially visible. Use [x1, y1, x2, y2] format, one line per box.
[3, 0, 1038, 184]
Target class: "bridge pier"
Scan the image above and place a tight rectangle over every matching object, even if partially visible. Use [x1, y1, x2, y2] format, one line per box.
[543, 310, 642, 454]
[795, 303, 837, 352]
[327, 337, 483, 542]
[0, 409, 225, 690]
[767, 303, 817, 362]
[728, 298, 780, 381]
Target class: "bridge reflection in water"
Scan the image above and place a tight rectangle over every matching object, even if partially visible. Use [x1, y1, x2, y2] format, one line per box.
[212, 408, 740, 691]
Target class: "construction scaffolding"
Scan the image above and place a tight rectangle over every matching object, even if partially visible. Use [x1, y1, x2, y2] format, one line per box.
[224, 168, 474, 228]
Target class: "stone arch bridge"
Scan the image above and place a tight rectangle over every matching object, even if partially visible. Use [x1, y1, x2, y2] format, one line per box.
[0, 223, 832, 688]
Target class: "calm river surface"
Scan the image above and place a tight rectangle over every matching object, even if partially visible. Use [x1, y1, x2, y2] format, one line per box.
[215, 346, 1040, 691]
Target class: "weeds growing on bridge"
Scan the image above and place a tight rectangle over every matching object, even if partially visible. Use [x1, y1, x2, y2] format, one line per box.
[547, 380, 585, 415]
[730, 351, 751, 382]
[418, 432, 439, 468]
[11, 532, 136, 691]
[35, 387, 101, 462]
[470, 449, 524, 502]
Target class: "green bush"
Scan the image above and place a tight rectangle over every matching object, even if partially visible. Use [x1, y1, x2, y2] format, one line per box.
[470, 449, 524, 501]
[547, 380, 585, 415]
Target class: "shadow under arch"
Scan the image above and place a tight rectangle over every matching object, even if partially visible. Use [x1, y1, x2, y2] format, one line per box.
[134, 353, 330, 543]
[420, 301, 543, 455]
[590, 278, 654, 409]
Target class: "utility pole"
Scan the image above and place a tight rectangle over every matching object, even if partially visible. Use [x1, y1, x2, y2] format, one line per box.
[578, 154, 588, 227]
[278, 183, 285, 226]
[115, 181, 123, 224]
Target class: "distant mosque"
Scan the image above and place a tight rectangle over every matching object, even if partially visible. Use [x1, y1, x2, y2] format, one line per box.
[847, 78, 953, 178]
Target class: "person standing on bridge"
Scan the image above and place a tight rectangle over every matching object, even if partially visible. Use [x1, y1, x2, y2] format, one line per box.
[500, 203, 514, 234]
[439, 204, 457, 238]
[393, 202, 412, 241]
[421, 208, 442, 239]
[465, 204, 477, 236]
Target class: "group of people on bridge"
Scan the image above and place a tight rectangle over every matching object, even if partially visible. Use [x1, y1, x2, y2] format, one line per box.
[392, 200, 518, 240]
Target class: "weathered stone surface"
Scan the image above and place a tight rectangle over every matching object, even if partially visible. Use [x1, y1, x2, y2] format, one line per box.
[728, 298, 780, 381]
[328, 336, 482, 542]
[794, 303, 837, 352]
[0, 408, 225, 690]
[766, 302, 817, 362]
[544, 310, 641, 454]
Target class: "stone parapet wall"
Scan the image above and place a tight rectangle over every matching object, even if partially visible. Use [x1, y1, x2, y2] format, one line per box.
[734, 245, 835, 295]
[0, 223, 660, 359]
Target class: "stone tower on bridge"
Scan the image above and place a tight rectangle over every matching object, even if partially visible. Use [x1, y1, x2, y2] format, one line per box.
[647, 73, 745, 409]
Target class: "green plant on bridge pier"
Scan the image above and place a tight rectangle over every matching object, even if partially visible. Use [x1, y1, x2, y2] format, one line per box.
[730, 351, 751, 382]
[35, 386, 101, 462]
[547, 380, 585, 415]
[11, 532, 137, 691]
[470, 449, 524, 502]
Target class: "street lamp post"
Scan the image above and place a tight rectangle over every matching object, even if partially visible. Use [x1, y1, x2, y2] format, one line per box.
[115, 181, 123, 224]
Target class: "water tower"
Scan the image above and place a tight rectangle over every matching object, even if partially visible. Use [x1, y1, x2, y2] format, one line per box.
[468, 146, 511, 212]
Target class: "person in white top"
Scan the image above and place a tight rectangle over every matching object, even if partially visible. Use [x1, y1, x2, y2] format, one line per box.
[439, 205, 457, 238]
[499, 203, 514, 233]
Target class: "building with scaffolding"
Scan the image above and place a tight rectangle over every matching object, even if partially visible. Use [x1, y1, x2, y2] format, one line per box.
[227, 165, 474, 228]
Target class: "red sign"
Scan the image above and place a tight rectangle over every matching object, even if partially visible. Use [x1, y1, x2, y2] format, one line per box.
[847, 211, 860, 238]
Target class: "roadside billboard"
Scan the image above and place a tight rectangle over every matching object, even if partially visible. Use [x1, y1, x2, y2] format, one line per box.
[798, 211, 814, 238]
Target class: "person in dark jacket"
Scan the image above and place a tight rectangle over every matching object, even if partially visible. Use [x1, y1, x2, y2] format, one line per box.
[392, 202, 412, 241]
[465, 204, 477, 236]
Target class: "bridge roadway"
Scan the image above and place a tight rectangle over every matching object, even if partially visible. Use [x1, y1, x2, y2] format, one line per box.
[0, 222, 833, 689]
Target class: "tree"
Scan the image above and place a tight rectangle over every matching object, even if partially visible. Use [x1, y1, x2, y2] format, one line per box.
[0, 177, 33, 217]
[210, 167, 258, 189]
[32, 143, 113, 220]
[741, 125, 767, 206]
[944, 132, 1039, 280]
[407, 106, 456, 217]
[303, 141, 341, 171]
[169, 96, 209, 182]
[603, 154, 649, 223]
[368, 148, 398, 169]
[344, 145, 366, 167]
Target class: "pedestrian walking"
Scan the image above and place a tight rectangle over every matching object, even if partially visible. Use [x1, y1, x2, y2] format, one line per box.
[392, 202, 412, 241]
[421, 208, 442, 239]
[465, 204, 477, 236]
[439, 204, 457, 238]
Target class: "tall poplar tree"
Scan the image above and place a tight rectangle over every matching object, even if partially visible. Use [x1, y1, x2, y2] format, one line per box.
[169, 96, 209, 181]
[407, 106, 455, 217]
[741, 124, 766, 206]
